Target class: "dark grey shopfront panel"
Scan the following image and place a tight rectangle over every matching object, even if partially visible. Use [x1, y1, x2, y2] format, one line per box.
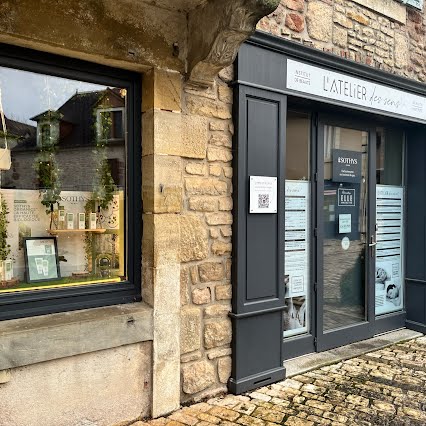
[230, 80, 286, 393]
[406, 128, 426, 333]
[237, 43, 287, 92]
[246, 98, 279, 300]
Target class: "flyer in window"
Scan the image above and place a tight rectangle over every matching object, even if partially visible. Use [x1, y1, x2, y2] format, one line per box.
[375, 185, 404, 316]
[284, 180, 310, 338]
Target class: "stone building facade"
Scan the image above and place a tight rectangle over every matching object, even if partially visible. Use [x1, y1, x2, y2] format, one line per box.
[142, 65, 235, 405]
[2, 1, 426, 425]
[176, 0, 426, 407]
[0, 1, 278, 425]
[259, 0, 421, 80]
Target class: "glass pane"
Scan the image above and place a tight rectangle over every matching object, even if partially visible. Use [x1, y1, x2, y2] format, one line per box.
[286, 111, 310, 180]
[376, 127, 403, 185]
[0, 66, 127, 292]
[284, 111, 310, 338]
[375, 128, 404, 316]
[322, 126, 368, 332]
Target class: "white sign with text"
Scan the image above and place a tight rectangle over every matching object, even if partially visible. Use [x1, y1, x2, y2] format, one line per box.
[249, 176, 277, 213]
[287, 59, 426, 123]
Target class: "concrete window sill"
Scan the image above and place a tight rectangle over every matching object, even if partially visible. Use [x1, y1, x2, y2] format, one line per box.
[0, 303, 153, 371]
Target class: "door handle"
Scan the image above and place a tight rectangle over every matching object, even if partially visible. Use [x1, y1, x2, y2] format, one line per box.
[369, 241, 377, 247]
[369, 235, 377, 247]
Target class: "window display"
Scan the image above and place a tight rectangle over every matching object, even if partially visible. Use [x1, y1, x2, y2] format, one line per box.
[0, 66, 127, 292]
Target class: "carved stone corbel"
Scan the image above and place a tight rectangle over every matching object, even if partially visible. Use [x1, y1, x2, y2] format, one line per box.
[187, 0, 280, 88]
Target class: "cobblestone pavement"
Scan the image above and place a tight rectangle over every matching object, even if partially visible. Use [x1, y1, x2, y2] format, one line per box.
[126, 336, 426, 426]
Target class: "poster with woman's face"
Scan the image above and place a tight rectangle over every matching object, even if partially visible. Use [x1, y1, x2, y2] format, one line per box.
[375, 259, 402, 315]
[375, 185, 404, 316]
[283, 274, 308, 337]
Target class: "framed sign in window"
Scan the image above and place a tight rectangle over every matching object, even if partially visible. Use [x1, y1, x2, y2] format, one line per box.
[23, 237, 60, 283]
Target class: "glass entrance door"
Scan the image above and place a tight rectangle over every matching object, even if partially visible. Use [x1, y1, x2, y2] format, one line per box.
[316, 119, 376, 351]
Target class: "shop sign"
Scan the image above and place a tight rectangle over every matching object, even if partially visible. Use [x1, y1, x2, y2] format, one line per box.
[286, 59, 426, 123]
[249, 176, 277, 213]
[402, 0, 423, 11]
[332, 149, 362, 183]
[338, 188, 356, 206]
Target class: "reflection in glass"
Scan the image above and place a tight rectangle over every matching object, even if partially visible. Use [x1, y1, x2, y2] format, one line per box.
[286, 111, 310, 180]
[376, 127, 403, 186]
[322, 126, 368, 332]
[0, 66, 127, 292]
[375, 128, 405, 316]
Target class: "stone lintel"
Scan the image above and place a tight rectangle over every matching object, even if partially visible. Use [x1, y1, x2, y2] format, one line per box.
[0, 0, 187, 72]
[187, 0, 281, 88]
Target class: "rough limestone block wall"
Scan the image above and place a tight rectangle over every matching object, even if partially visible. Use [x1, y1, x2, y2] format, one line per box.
[179, 65, 234, 403]
[258, 0, 426, 82]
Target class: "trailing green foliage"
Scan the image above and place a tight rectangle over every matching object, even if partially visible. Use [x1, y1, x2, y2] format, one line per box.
[0, 196, 11, 261]
[33, 114, 62, 212]
[83, 199, 96, 272]
[92, 108, 116, 210]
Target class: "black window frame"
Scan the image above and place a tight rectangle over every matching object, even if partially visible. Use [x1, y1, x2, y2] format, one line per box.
[0, 43, 142, 321]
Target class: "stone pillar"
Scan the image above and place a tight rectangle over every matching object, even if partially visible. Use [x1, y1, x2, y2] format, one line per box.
[141, 69, 183, 417]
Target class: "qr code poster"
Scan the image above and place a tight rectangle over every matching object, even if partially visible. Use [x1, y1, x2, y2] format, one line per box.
[249, 176, 278, 214]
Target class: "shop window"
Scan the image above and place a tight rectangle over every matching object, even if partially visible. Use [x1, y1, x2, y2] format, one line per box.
[284, 111, 311, 338]
[0, 46, 141, 320]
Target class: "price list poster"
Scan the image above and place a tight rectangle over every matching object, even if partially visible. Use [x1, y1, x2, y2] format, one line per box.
[284, 181, 310, 337]
[375, 186, 404, 315]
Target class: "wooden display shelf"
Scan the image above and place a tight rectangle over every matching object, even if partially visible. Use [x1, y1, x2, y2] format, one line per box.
[47, 229, 107, 236]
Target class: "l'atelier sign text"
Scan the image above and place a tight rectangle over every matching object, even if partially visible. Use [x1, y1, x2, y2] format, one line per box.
[323, 76, 367, 101]
[323, 76, 401, 109]
[286, 59, 426, 122]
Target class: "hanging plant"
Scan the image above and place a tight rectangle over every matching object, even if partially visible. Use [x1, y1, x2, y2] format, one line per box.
[91, 107, 116, 210]
[0, 196, 11, 262]
[33, 111, 62, 215]
[83, 199, 96, 272]
[92, 158, 116, 210]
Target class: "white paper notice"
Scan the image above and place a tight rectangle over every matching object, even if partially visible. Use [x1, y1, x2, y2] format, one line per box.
[249, 176, 278, 214]
[375, 185, 404, 316]
[284, 180, 310, 338]
[339, 214, 351, 234]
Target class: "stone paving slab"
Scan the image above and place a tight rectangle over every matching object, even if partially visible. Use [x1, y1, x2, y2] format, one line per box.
[126, 335, 426, 426]
[285, 329, 422, 377]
